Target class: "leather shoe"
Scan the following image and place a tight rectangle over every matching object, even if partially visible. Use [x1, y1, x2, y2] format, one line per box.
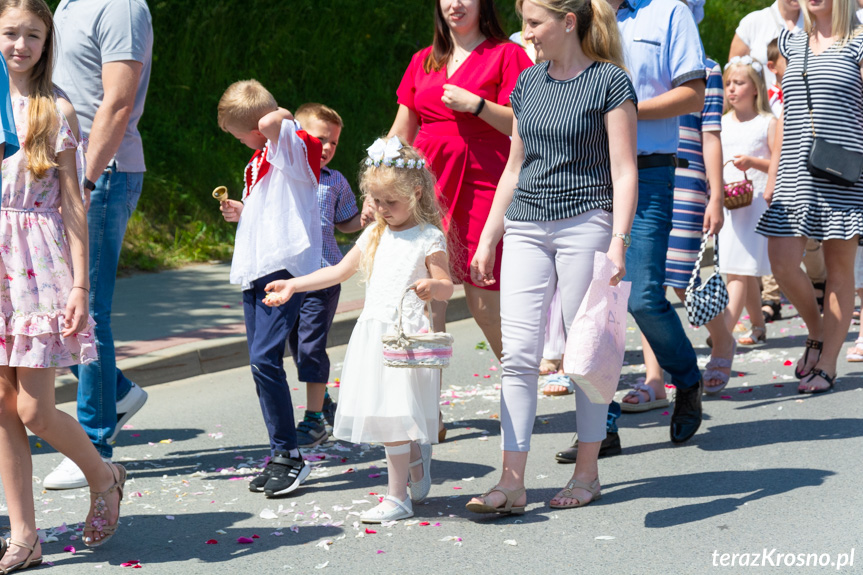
[670, 379, 703, 444]
[554, 431, 621, 463]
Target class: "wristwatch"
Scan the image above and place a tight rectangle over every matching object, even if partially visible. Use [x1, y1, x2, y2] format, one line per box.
[613, 233, 632, 248]
[83, 177, 97, 192]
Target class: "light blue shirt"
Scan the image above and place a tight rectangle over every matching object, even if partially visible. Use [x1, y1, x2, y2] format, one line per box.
[617, 0, 705, 155]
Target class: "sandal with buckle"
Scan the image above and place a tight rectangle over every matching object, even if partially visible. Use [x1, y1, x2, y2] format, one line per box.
[0, 536, 41, 574]
[847, 338, 863, 362]
[83, 462, 127, 548]
[541, 373, 575, 396]
[704, 341, 737, 395]
[795, 339, 823, 379]
[549, 477, 602, 509]
[465, 485, 526, 515]
[798, 369, 835, 394]
[737, 325, 767, 346]
[620, 382, 668, 413]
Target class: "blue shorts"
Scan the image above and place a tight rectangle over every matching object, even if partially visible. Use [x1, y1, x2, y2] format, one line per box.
[288, 284, 341, 383]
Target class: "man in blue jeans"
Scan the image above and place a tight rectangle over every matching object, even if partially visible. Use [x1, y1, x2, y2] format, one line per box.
[45, 0, 154, 489]
[556, 0, 706, 463]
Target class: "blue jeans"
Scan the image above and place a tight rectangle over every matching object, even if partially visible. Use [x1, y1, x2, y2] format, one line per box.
[625, 166, 701, 389]
[70, 166, 144, 458]
[607, 166, 702, 429]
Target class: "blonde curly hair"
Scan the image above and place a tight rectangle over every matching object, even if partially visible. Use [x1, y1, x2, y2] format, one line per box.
[357, 140, 446, 280]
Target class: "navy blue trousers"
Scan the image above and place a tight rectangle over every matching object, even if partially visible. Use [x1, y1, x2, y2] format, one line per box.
[243, 269, 304, 454]
[288, 284, 341, 383]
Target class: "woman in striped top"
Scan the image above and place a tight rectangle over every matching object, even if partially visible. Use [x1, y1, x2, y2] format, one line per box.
[758, 0, 863, 393]
[465, 0, 637, 514]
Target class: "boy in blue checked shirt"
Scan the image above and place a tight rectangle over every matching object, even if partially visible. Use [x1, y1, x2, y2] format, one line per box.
[291, 103, 362, 447]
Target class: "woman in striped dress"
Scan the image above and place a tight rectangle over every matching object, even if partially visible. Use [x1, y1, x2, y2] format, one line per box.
[466, 0, 637, 513]
[757, 0, 863, 393]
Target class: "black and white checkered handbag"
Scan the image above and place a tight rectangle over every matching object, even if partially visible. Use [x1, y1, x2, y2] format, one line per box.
[684, 234, 728, 327]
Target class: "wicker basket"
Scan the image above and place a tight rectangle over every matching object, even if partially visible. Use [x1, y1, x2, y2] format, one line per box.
[723, 160, 754, 210]
[381, 285, 453, 369]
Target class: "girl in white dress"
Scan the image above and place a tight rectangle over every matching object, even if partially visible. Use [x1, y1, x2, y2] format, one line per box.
[264, 138, 453, 524]
[718, 56, 777, 347]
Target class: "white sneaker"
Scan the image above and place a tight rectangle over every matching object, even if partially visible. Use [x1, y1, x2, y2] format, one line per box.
[108, 383, 148, 444]
[43, 456, 110, 490]
[360, 495, 414, 523]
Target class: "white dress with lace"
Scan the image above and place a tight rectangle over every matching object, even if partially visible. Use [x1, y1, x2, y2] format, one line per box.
[333, 223, 447, 445]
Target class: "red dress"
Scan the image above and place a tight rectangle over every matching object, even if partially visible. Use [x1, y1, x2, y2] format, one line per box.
[397, 39, 533, 290]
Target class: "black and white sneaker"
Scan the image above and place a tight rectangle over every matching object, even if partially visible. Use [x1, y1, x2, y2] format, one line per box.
[249, 461, 273, 493]
[263, 452, 311, 498]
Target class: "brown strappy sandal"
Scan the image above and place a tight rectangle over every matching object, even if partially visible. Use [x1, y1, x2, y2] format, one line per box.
[465, 485, 526, 515]
[0, 535, 42, 574]
[83, 463, 127, 548]
[549, 478, 602, 509]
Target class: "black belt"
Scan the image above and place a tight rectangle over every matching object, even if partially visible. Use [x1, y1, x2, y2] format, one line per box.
[637, 153, 688, 170]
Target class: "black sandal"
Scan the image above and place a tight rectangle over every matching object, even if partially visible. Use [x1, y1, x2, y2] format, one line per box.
[799, 369, 835, 394]
[761, 300, 782, 323]
[794, 339, 822, 379]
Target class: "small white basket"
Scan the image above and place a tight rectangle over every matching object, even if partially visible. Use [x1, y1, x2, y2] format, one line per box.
[381, 285, 454, 369]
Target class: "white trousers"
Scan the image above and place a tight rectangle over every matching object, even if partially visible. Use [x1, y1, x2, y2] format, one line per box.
[499, 209, 612, 451]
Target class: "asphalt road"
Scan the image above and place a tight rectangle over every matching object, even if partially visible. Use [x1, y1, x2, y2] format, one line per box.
[5, 307, 863, 574]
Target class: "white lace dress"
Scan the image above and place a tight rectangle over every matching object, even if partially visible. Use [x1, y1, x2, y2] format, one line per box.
[333, 223, 447, 445]
[718, 112, 772, 277]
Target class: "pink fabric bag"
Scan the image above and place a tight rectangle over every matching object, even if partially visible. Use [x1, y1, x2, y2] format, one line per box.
[563, 252, 631, 404]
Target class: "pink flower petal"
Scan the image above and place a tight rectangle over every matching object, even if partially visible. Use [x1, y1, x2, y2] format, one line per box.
[206, 539, 218, 545]
[365, 528, 377, 534]
[237, 537, 254, 544]
[63, 546, 75, 553]
[721, 395, 733, 399]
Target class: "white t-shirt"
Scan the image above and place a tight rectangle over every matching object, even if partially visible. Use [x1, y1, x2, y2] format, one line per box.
[230, 119, 323, 289]
[736, 1, 804, 88]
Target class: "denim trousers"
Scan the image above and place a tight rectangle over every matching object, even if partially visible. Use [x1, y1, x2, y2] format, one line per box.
[70, 166, 143, 458]
[624, 166, 701, 389]
[243, 269, 304, 454]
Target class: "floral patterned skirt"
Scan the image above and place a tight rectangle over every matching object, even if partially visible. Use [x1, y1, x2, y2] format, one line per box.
[0, 208, 97, 368]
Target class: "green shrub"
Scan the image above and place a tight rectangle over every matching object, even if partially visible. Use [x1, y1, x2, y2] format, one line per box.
[49, 0, 768, 271]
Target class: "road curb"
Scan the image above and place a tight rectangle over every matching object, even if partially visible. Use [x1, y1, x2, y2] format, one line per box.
[55, 290, 472, 404]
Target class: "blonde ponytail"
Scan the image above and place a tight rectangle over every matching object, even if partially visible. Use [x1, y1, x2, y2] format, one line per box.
[517, 0, 627, 70]
[583, 0, 626, 70]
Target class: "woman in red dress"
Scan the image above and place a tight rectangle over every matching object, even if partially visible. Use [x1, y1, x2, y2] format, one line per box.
[385, 0, 533, 360]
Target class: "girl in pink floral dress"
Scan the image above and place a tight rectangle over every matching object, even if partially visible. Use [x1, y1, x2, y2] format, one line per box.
[0, 1, 127, 570]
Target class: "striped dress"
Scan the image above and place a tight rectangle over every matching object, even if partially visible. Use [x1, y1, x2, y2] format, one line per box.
[756, 29, 863, 242]
[664, 58, 723, 288]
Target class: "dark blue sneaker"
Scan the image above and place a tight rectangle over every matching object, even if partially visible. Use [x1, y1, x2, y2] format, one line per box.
[296, 418, 328, 448]
[322, 394, 337, 433]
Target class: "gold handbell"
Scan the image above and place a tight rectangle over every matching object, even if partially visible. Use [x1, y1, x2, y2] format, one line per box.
[212, 186, 229, 202]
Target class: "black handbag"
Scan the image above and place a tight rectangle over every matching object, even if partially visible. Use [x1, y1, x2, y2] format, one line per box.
[802, 44, 863, 186]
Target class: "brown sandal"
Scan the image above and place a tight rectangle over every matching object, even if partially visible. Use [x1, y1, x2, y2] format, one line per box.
[549, 478, 602, 509]
[0, 535, 42, 574]
[83, 463, 127, 548]
[465, 485, 526, 515]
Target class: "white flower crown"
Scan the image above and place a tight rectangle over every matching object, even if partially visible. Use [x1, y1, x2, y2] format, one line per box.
[364, 136, 426, 169]
[724, 55, 764, 75]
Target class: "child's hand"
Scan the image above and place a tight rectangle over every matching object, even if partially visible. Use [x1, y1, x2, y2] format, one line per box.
[263, 279, 296, 306]
[732, 155, 755, 171]
[220, 200, 243, 222]
[62, 287, 90, 338]
[413, 279, 437, 301]
[360, 195, 376, 227]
